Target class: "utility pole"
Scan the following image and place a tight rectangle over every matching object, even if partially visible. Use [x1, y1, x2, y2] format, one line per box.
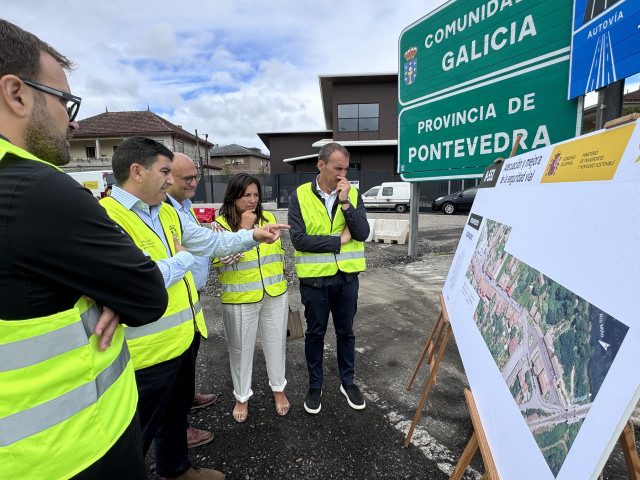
[195, 129, 201, 175]
[204, 133, 209, 174]
[595, 79, 625, 130]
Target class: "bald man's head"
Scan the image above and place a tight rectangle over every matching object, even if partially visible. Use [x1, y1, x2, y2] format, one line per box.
[166, 153, 198, 203]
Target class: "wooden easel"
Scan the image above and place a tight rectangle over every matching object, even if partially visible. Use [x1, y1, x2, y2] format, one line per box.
[404, 139, 524, 449]
[404, 292, 452, 447]
[618, 420, 640, 479]
[450, 390, 640, 480]
[450, 389, 498, 480]
[404, 132, 640, 476]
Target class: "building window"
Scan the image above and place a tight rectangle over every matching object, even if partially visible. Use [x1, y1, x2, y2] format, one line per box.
[85, 146, 96, 158]
[338, 103, 379, 132]
[177, 141, 184, 153]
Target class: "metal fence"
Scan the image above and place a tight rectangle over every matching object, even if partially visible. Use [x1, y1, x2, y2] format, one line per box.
[194, 173, 277, 204]
[194, 172, 479, 211]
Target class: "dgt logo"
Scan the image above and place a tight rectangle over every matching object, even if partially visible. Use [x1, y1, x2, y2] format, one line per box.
[483, 169, 495, 183]
[480, 162, 502, 189]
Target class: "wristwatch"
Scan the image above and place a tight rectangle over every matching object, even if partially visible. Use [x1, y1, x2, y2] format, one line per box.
[338, 199, 350, 205]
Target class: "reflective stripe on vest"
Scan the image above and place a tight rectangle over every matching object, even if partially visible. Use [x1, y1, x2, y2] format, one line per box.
[0, 301, 101, 373]
[294, 183, 366, 278]
[220, 270, 285, 293]
[125, 300, 202, 340]
[0, 340, 130, 446]
[0, 297, 138, 480]
[294, 250, 365, 265]
[213, 212, 287, 304]
[0, 141, 138, 480]
[100, 197, 206, 370]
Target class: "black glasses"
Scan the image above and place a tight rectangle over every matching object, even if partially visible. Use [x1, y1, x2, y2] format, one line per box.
[177, 174, 200, 183]
[20, 78, 82, 122]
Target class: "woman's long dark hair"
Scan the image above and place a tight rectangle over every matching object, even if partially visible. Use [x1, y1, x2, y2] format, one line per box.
[218, 173, 267, 232]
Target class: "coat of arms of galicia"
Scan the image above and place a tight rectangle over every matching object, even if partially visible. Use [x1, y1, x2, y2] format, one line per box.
[404, 47, 417, 86]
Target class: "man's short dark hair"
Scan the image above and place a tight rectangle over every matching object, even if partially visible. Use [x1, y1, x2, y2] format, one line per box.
[0, 19, 72, 80]
[112, 136, 174, 185]
[318, 142, 350, 164]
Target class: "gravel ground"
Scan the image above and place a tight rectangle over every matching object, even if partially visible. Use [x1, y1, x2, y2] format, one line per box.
[145, 210, 637, 480]
[200, 210, 466, 299]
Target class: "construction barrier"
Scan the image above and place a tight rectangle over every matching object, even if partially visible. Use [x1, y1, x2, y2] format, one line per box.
[373, 219, 409, 244]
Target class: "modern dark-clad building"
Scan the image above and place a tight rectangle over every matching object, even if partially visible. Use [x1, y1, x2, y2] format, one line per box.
[258, 73, 468, 207]
[259, 73, 399, 179]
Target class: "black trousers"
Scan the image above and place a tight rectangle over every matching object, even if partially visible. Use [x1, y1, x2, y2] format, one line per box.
[72, 410, 147, 480]
[301, 273, 359, 389]
[135, 334, 200, 478]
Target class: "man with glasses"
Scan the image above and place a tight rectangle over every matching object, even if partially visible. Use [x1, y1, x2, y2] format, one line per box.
[20, 77, 81, 123]
[0, 19, 168, 480]
[166, 152, 217, 449]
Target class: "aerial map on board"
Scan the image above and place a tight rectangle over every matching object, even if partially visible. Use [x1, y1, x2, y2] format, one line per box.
[465, 218, 628, 476]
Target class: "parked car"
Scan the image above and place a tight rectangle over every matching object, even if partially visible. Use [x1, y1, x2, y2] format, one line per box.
[432, 186, 478, 215]
[361, 182, 410, 213]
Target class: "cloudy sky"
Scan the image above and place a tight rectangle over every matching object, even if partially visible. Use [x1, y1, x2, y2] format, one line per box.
[3, 1, 638, 152]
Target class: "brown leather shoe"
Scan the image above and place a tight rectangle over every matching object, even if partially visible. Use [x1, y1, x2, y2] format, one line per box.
[186, 426, 214, 448]
[192, 393, 217, 410]
[163, 467, 225, 480]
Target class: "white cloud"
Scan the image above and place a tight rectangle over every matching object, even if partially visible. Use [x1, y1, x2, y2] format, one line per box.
[131, 23, 179, 59]
[6, 0, 638, 151]
[2, 0, 443, 150]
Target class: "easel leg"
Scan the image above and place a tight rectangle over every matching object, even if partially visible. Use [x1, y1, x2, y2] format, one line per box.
[407, 310, 443, 390]
[404, 324, 452, 447]
[619, 420, 640, 480]
[450, 431, 479, 480]
[449, 390, 499, 480]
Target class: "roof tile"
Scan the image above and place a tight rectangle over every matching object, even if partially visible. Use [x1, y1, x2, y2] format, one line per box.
[73, 110, 212, 145]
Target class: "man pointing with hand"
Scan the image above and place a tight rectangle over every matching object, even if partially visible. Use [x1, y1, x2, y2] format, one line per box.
[101, 136, 288, 480]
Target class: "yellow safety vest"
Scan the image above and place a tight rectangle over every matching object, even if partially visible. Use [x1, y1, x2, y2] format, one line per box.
[100, 197, 207, 370]
[189, 205, 201, 225]
[294, 183, 366, 278]
[0, 140, 138, 480]
[213, 212, 287, 304]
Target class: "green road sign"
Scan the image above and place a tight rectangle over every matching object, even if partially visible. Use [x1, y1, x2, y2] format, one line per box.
[398, 0, 582, 181]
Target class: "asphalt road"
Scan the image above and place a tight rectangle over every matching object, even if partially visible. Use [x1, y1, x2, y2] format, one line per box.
[144, 210, 638, 480]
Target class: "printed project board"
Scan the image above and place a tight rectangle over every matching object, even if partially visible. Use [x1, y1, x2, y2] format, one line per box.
[442, 119, 640, 479]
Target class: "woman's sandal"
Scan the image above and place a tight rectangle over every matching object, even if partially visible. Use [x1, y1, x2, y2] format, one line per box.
[232, 403, 248, 423]
[275, 402, 290, 416]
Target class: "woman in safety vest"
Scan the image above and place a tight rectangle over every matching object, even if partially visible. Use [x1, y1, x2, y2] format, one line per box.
[212, 173, 289, 422]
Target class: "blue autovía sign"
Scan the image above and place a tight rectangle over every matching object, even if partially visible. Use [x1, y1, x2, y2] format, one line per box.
[568, 0, 640, 99]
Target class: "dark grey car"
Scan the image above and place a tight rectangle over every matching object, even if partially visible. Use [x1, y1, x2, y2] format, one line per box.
[432, 186, 478, 215]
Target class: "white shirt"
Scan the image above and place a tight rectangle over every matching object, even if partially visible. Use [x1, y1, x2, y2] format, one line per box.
[315, 175, 338, 219]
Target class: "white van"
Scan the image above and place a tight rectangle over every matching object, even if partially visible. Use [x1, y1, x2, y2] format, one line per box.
[361, 182, 411, 213]
[66, 170, 116, 199]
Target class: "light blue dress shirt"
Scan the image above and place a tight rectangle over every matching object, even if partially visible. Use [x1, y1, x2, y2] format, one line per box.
[110, 186, 258, 288]
[166, 194, 209, 291]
